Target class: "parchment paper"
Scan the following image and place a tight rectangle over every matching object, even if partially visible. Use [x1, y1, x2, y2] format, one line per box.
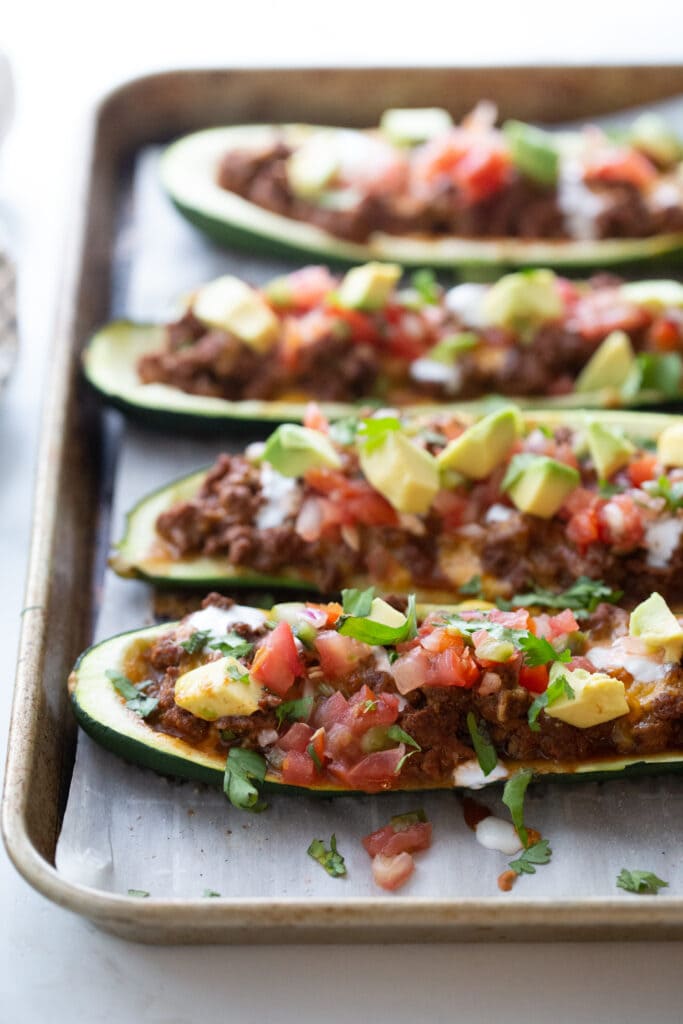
[57, 102, 683, 901]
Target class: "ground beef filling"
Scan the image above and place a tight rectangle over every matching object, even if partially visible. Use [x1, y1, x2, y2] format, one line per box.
[216, 142, 683, 243]
[130, 598, 683, 786]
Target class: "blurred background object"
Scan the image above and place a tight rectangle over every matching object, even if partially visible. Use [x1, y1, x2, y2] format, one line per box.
[0, 50, 17, 391]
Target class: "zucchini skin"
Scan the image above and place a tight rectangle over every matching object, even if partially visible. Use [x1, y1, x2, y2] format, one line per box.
[83, 320, 683, 431]
[161, 125, 683, 271]
[70, 623, 683, 795]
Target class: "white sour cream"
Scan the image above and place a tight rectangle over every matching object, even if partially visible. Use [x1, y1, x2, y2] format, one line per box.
[645, 517, 683, 569]
[185, 603, 267, 636]
[256, 463, 301, 530]
[409, 357, 463, 393]
[444, 283, 490, 328]
[556, 159, 607, 241]
[475, 816, 523, 855]
[453, 760, 508, 789]
[485, 503, 515, 524]
[586, 638, 669, 684]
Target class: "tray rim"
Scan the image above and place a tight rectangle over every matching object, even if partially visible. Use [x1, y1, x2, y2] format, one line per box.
[4, 63, 683, 943]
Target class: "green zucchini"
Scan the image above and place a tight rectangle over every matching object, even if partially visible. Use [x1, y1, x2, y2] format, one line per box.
[69, 614, 683, 795]
[161, 125, 683, 270]
[83, 320, 683, 431]
[112, 407, 679, 590]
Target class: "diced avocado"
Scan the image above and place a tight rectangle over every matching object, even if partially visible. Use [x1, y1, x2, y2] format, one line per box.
[286, 132, 341, 198]
[503, 120, 559, 186]
[619, 280, 683, 311]
[628, 113, 683, 166]
[380, 107, 453, 145]
[193, 275, 279, 353]
[629, 592, 683, 663]
[657, 423, 683, 468]
[481, 270, 562, 336]
[586, 421, 636, 479]
[271, 602, 307, 625]
[367, 597, 407, 629]
[502, 454, 579, 518]
[544, 663, 628, 729]
[174, 656, 263, 721]
[360, 430, 439, 514]
[574, 330, 636, 393]
[262, 424, 341, 478]
[337, 262, 402, 311]
[437, 407, 521, 480]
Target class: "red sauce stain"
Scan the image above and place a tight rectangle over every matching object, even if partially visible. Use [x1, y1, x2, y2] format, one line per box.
[462, 796, 492, 831]
[498, 869, 517, 892]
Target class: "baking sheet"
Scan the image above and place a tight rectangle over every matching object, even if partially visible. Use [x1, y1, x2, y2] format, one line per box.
[57, 113, 683, 905]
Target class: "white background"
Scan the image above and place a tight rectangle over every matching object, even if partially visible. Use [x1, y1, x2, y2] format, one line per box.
[2, 3, 683, 1020]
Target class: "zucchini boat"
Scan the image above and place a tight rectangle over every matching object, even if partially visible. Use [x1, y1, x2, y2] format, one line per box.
[69, 591, 683, 803]
[160, 107, 683, 269]
[83, 266, 683, 428]
[113, 405, 683, 608]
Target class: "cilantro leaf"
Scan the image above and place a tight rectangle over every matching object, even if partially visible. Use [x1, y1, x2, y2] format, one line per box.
[628, 352, 683, 399]
[339, 594, 417, 646]
[509, 839, 552, 876]
[180, 629, 212, 655]
[223, 748, 267, 812]
[460, 574, 485, 598]
[466, 712, 498, 776]
[427, 332, 478, 364]
[275, 696, 314, 727]
[127, 889, 150, 898]
[106, 669, 158, 719]
[202, 889, 221, 898]
[209, 633, 254, 659]
[502, 769, 533, 848]
[410, 268, 440, 305]
[518, 634, 571, 668]
[357, 417, 402, 454]
[387, 724, 421, 773]
[528, 675, 575, 731]
[307, 834, 347, 877]
[643, 474, 683, 513]
[225, 662, 251, 685]
[616, 869, 669, 895]
[507, 576, 622, 617]
[307, 741, 323, 770]
[341, 586, 375, 617]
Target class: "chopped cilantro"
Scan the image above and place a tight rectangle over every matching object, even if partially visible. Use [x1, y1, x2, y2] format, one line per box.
[362, 699, 379, 714]
[341, 586, 375, 617]
[643, 474, 683, 513]
[339, 594, 417, 646]
[275, 696, 314, 727]
[460, 574, 485, 598]
[518, 634, 571, 668]
[223, 748, 267, 812]
[443, 613, 569, 667]
[616, 869, 669, 895]
[209, 632, 254, 659]
[179, 629, 212, 655]
[509, 839, 552, 876]
[502, 769, 533, 847]
[528, 675, 575, 731]
[387, 724, 421, 773]
[307, 741, 323, 770]
[307, 834, 347, 877]
[466, 712, 498, 776]
[410, 268, 440, 305]
[506, 576, 622, 618]
[202, 889, 221, 898]
[628, 352, 683, 399]
[127, 889, 150, 898]
[105, 669, 158, 719]
[225, 662, 251, 685]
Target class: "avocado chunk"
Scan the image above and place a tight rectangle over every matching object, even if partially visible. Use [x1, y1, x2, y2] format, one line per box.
[574, 330, 636, 393]
[627, 113, 683, 166]
[193, 275, 279, 353]
[657, 423, 683, 468]
[367, 597, 407, 629]
[437, 407, 521, 480]
[629, 592, 683, 663]
[503, 120, 560, 186]
[286, 131, 341, 198]
[544, 663, 628, 729]
[174, 656, 263, 721]
[360, 430, 439, 514]
[380, 107, 453, 145]
[337, 261, 402, 311]
[263, 424, 341, 478]
[586, 421, 636, 479]
[619, 280, 683, 311]
[502, 453, 579, 518]
[482, 270, 562, 337]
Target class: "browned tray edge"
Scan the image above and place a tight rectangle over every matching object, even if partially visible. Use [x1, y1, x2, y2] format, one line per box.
[4, 65, 683, 944]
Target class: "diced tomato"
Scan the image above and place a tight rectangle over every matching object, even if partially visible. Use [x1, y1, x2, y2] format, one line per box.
[567, 656, 595, 672]
[392, 646, 431, 694]
[628, 454, 659, 487]
[546, 609, 580, 638]
[420, 627, 468, 654]
[308, 726, 326, 766]
[371, 852, 415, 891]
[414, 132, 513, 202]
[648, 316, 683, 352]
[306, 601, 343, 627]
[278, 722, 314, 753]
[566, 507, 601, 550]
[555, 276, 582, 308]
[324, 722, 356, 760]
[324, 301, 381, 343]
[315, 691, 351, 730]
[485, 608, 531, 630]
[432, 489, 469, 531]
[315, 630, 371, 681]
[570, 289, 651, 342]
[347, 686, 400, 735]
[286, 266, 338, 310]
[583, 146, 658, 189]
[281, 750, 318, 786]
[518, 664, 549, 694]
[337, 747, 405, 792]
[304, 468, 399, 527]
[363, 821, 433, 858]
[303, 402, 330, 432]
[597, 494, 645, 550]
[250, 621, 303, 697]
[427, 647, 480, 689]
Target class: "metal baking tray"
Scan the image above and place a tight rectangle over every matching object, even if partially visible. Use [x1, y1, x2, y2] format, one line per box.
[5, 66, 683, 944]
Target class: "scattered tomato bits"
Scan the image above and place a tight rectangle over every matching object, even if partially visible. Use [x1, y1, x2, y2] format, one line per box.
[363, 809, 433, 891]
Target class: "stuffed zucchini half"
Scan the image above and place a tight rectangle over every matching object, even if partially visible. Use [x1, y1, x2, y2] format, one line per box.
[114, 405, 683, 608]
[84, 266, 683, 428]
[69, 591, 683, 803]
[160, 106, 683, 269]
